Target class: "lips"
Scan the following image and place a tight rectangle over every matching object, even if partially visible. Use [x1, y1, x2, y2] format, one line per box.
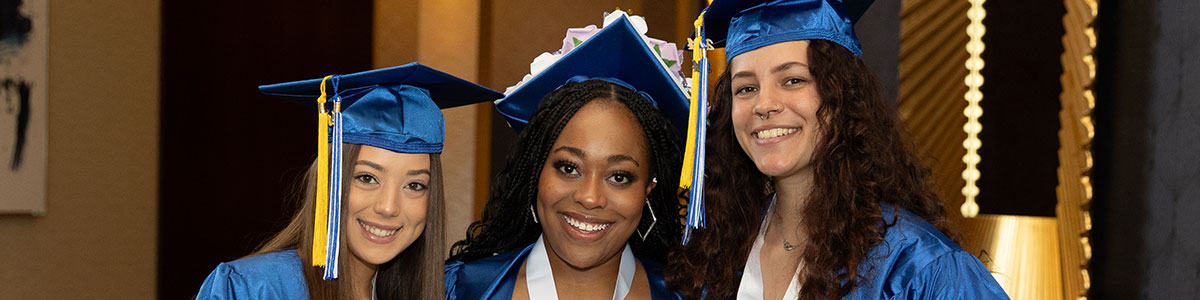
[558, 212, 615, 242]
[358, 220, 401, 244]
[753, 127, 799, 140]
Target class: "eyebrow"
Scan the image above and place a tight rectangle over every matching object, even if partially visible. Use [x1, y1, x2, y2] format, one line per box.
[356, 160, 385, 172]
[553, 146, 641, 167]
[608, 154, 640, 167]
[731, 61, 810, 80]
[553, 146, 586, 158]
[407, 169, 431, 176]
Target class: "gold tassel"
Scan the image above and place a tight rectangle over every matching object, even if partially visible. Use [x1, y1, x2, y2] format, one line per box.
[312, 75, 332, 267]
[679, 12, 707, 193]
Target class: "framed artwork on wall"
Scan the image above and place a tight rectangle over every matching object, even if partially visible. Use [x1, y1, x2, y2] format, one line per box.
[1, 0, 48, 215]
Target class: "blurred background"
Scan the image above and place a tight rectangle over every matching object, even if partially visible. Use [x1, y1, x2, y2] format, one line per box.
[0, 0, 1195, 299]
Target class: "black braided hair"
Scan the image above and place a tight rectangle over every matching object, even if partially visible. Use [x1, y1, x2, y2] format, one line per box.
[449, 79, 684, 263]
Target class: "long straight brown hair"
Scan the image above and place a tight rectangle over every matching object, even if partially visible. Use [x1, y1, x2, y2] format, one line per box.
[252, 144, 446, 299]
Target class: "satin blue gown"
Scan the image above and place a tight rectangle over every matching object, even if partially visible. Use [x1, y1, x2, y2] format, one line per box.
[732, 202, 1009, 299]
[837, 203, 1009, 299]
[196, 249, 309, 299]
[445, 243, 675, 300]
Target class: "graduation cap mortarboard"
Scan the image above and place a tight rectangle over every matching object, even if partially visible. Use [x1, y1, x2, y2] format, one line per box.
[260, 62, 503, 154]
[702, 0, 874, 60]
[495, 11, 692, 136]
[258, 62, 502, 279]
[676, 0, 876, 244]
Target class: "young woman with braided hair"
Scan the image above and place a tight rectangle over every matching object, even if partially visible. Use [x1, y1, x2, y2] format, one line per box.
[444, 11, 691, 300]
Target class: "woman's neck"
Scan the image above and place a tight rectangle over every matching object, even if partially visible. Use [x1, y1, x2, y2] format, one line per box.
[773, 169, 814, 232]
[545, 242, 623, 297]
[347, 254, 378, 300]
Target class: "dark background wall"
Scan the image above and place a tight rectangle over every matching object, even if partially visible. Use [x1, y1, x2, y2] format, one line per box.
[976, 0, 1065, 217]
[1091, 0, 1200, 298]
[855, 0, 899, 109]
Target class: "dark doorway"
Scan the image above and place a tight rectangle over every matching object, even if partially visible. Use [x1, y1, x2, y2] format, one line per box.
[159, 1, 372, 298]
[976, 0, 1066, 216]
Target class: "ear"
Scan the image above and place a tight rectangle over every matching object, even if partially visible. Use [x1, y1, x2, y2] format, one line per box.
[645, 176, 658, 196]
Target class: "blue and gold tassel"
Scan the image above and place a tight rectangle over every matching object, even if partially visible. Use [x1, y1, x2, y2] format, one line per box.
[680, 12, 712, 245]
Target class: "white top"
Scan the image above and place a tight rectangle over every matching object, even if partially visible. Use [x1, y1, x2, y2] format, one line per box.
[737, 197, 801, 300]
[525, 234, 637, 300]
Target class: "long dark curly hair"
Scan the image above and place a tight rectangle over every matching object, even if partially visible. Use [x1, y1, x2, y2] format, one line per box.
[665, 40, 956, 299]
[449, 79, 684, 264]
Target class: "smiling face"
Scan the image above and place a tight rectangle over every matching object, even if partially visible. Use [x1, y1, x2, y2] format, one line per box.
[344, 145, 432, 266]
[536, 99, 656, 270]
[729, 40, 823, 181]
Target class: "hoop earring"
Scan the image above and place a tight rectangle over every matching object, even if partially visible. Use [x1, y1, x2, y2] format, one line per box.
[635, 198, 657, 241]
[530, 204, 539, 224]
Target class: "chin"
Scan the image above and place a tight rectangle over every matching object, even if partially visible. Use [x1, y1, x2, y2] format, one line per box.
[546, 233, 629, 270]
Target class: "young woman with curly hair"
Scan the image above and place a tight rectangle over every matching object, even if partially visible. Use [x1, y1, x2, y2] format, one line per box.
[665, 1, 1009, 299]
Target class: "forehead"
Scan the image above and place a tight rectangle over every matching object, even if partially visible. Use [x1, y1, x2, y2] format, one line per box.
[729, 40, 812, 75]
[356, 145, 431, 171]
[552, 100, 649, 160]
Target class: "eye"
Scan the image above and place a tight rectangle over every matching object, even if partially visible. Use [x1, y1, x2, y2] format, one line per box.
[734, 85, 758, 96]
[608, 172, 637, 186]
[554, 161, 580, 177]
[405, 181, 428, 191]
[784, 77, 807, 85]
[354, 174, 379, 185]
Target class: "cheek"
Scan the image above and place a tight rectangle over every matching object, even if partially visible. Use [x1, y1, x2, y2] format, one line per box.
[404, 195, 429, 225]
[536, 167, 567, 206]
[345, 187, 373, 213]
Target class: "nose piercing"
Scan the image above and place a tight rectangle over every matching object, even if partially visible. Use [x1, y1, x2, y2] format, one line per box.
[758, 111, 770, 120]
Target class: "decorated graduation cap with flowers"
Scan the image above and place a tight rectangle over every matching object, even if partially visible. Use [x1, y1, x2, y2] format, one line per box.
[495, 9, 692, 135]
[258, 62, 502, 280]
[676, 0, 875, 244]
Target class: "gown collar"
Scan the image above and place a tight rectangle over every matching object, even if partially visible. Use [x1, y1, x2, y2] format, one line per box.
[525, 234, 637, 300]
[738, 194, 802, 300]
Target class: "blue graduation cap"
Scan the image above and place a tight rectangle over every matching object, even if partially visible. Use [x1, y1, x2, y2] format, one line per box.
[702, 0, 874, 60]
[258, 62, 502, 280]
[495, 11, 691, 136]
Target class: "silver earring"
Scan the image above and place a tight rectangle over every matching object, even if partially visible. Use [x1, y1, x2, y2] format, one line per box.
[530, 204, 539, 224]
[635, 199, 657, 241]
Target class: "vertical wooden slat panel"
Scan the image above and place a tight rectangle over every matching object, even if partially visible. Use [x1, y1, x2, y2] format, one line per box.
[1055, 0, 1097, 298]
[898, 0, 969, 221]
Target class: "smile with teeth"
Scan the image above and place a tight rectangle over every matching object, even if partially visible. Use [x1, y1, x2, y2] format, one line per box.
[754, 127, 799, 139]
[562, 215, 612, 233]
[358, 220, 398, 237]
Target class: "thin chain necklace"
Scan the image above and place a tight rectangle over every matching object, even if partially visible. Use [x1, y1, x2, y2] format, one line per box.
[772, 205, 799, 251]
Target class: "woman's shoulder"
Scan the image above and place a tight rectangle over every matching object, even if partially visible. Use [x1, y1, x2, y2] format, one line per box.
[225, 249, 303, 271]
[196, 249, 308, 299]
[444, 243, 536, 300]
[634, 255, 680, 300]
[857, 204, 1009, 299]
[876, 203, 963, 260]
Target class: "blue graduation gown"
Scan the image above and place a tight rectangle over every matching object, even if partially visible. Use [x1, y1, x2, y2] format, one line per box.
[808, 203, 1008, 299]
[445, 243, 676, 300]
[196, 249, 309, 299]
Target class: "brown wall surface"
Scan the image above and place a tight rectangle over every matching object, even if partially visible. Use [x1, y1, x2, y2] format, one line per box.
[0, 0, 161, 298]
